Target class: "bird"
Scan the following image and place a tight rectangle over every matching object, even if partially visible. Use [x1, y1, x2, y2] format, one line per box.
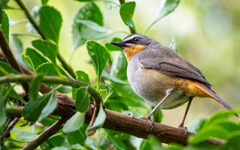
[111, 33, 237, 129]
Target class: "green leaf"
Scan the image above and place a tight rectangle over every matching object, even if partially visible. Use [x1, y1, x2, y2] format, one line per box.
[187, 119, 207, 133]
[0, 10, 9, 42]
[105, 37, 122, 51]
[189, 126, 228, 144]
[105, 129, 130, 150]
[39, 6, 62, 43]
[169, 38, 176, 51]
[167, 144, 184, 150]
[120, 1, 136, 28]
[225, 132, 240, 150]
[63, 112, 85, 133]
[23, 92, 52, 121]
[102, 71, 128, 85]
[86, 40, 110, 90]
[110, 51, 127, 81]
[0, 85, 7, 127]
[0, 61, 20, 76]
[76, 70, 90, 85]
[104, 79, 148, 111]
[153, 108, 162, 123]
[104, 100, 128, 112]
[88, 102, 106, 130]
[67, 124, 87, 145]
[9, 87, 26, 104]
[29, 75, 43, 101]
[22, 54, 34, 71]
[72, 2, 103, 50]
[38, 89, 57, 121]
[140, 136, 163, 150]
[23, 48, 49, 71]
[99, 89, 107, 98]
[47, 134, 65, 147]
[215, 121, 240, 133]
[73, 20, 113, 51]
[0, 0, 9, 5]
[12, 33, 23, 63]
[32, 40, 57, 64]
[42, 0, 48, 5]
[36, 62, 69, 77]
[207, 109, 238, 125]
[75, 87, 90, 112]
[145, 0, 180, 33]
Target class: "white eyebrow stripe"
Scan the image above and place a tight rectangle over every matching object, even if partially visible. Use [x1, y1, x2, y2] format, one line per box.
[123, 34, 139, 42]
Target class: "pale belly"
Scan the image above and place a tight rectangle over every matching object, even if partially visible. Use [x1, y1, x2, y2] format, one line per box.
[127, 66, 189, 109]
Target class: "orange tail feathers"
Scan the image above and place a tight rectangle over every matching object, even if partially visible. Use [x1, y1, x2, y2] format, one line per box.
[194, 82, 239, 117]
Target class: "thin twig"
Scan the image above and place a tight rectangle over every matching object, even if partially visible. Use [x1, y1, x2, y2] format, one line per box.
[0, 29, 29, 92]
[22, 117, 68, 150]
[0, 117, 20, 142]
[0, 117, 13, 140]
[15, 0, 46, 39]
[57, 53, 76, 79]
[85, 102, 97, 136]
[14, 0, 76, 79]
[0, 75, 102, 103]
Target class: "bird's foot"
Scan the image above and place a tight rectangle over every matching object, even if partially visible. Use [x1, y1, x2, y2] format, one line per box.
[178, 124, 188, 134]
[141, 116, 154, 132]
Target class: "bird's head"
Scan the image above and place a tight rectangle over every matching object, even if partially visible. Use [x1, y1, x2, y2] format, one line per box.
[111, 34, 152, 61]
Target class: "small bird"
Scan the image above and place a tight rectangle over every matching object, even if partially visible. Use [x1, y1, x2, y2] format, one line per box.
[111, 34, 236, 128]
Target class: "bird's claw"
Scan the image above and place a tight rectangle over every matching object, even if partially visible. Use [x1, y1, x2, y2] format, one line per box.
[178, 125, 188, 134]
[141, 117, 154, 132]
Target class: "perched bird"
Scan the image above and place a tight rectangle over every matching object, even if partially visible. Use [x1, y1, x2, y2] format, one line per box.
[111, 34, 236, 128]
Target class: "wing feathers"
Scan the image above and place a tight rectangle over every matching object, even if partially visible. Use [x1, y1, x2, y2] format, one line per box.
[139, 58, 211, 88]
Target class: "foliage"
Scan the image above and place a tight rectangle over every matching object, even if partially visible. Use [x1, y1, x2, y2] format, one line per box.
[0, 0, 239, 149]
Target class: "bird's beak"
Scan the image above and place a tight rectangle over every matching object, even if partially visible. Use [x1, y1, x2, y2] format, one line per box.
[111, 42, 129, 48]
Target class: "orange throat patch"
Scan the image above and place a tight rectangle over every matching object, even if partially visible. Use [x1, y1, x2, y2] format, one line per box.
[123, 45, 146, 62]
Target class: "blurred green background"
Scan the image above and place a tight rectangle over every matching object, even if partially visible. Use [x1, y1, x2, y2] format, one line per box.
[6, 0, 240, 127]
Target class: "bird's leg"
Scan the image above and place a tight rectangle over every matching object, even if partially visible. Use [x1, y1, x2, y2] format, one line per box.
[144, 88, 174, 130]
[178, 97, 193, 130]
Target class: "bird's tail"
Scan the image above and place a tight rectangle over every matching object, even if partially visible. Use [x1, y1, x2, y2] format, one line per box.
[194, 82, 239, 117]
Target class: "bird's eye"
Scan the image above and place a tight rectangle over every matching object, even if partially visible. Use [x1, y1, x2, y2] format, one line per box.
[133, 37, 139, 41]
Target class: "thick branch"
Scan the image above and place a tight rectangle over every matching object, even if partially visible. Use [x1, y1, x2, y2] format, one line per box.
[0, 29, 29, 92]
[6, 106, 224, 146]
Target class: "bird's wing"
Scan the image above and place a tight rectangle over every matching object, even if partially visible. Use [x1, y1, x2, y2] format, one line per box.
[139, 57, 211, 88]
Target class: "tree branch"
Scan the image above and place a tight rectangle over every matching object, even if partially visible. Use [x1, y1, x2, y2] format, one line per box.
[0, 29, 29, 92]
[0, 117, 20, 142]
[22, 117, 68, 150]
[6, 105, 224, 146]
[15, 0, 76, 79]
[15, 0, 46, 39]
[57, 53, 76, 79]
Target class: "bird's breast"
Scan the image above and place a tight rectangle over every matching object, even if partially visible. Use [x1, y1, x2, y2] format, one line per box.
[127, 61, 189, 109]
